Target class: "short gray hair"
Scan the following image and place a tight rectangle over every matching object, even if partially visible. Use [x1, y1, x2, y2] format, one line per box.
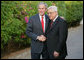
[37, 2, 48, 9]
[47, 6, 57, 11]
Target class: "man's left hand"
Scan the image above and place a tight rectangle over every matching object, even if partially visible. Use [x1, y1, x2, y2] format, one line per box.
[53, 51, 59, 57]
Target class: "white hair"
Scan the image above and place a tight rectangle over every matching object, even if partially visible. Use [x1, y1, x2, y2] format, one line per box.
[37, 2, 48, 9]
[47, 6, 57, 11]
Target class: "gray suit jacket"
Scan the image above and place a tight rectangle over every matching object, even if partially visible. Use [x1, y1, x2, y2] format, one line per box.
[26, 13, 49, 53]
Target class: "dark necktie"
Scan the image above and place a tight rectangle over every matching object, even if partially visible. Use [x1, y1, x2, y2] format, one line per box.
[50, 21, 53, 28]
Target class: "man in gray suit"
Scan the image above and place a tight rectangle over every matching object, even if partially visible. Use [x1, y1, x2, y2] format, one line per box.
[26, 2, 49, 59]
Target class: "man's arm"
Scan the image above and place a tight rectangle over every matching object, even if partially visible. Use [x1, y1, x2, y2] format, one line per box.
[26, 17, 46, 41]
[26, 17, 38, 40]
[55, 20, 68, 53]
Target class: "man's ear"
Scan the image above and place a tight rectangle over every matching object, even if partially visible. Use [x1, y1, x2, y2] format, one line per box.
[55, 11, 57, 14]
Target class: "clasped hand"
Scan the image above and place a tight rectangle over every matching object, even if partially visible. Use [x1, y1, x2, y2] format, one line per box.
[37, 35, 46, 42]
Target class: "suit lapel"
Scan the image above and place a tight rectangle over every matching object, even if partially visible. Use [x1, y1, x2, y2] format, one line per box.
[45, 15, 49, 33]
[47, 16, 59, 33]
[50, 20, 58, 30]
[36, 14, 43, 32]
[36, 14, 49, 33]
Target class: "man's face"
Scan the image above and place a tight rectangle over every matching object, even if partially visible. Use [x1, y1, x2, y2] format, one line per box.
[38, 4, 46, 16]
[47, 9, 57, 20]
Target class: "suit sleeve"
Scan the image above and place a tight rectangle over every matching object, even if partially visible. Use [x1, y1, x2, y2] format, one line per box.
[55, 21, 68, 53]
[26, 17, 38, 41]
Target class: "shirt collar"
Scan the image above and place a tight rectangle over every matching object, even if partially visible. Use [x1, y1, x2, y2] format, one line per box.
[53, 15, 58, 22]
[39, 14, 45, 18]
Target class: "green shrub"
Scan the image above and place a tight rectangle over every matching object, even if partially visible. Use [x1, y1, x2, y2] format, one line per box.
[52, 1, 66, 18]
[1, 1, 83, 51]
[65, 1, 83, 27]
[1, 1, 30, 50]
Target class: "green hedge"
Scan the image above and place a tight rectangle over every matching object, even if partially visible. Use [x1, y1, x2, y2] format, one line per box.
[65, 1, 83, 27]
[1, 1, 31, 51]
[52, 1, 83, 27]
[1, 1, 83, 51]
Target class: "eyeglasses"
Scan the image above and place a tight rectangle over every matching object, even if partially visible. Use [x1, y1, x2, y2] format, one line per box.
[47, 12, 55, 15]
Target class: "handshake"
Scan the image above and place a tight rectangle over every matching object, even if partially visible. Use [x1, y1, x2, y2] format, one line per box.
[37, 35, 46, 42]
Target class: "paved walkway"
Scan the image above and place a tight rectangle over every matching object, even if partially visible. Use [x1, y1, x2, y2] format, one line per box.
[1, 24, 83, 59]
[66, 24, 83, 59]
[1, 48, 31, 59]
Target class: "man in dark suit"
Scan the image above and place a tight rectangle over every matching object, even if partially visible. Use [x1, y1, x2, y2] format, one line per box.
[26, 2, 49, 59]
[46, 6, 68, 59]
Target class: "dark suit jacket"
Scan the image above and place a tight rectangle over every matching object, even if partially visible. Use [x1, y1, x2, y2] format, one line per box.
[46, 16, 68, 58]
[26, 13, 49, 53]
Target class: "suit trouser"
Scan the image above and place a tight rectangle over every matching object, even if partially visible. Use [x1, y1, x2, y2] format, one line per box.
[31, 44, 49, 59]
